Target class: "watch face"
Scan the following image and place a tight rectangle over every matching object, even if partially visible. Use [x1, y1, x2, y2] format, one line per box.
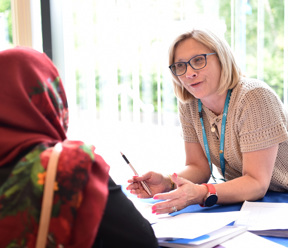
[205, 194, 218, 207]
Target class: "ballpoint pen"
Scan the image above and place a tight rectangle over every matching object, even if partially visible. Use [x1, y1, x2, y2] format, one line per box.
[120, 152, 152, 196]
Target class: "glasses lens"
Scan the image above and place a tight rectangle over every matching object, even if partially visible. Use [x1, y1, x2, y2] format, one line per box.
[190, 55, 206, 69]
[171, 62, 186, 76]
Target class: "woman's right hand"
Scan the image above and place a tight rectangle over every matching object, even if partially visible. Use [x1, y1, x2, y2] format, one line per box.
[126, 171, 171, 198]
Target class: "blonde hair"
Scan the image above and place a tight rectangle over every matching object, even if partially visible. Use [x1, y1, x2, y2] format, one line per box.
[169, 29, 242, 102]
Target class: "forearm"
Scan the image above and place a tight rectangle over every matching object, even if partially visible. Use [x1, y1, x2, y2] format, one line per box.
[215, 175, 269, 205]
[177, 164, 211, 185]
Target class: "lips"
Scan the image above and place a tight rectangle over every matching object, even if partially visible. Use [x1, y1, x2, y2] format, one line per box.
[190, 81, 202, 86]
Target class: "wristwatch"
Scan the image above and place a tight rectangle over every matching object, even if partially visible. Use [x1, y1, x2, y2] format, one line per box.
[200, 183, 218, 207]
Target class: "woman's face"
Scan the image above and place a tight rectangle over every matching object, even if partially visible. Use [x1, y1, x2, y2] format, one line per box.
[174, 38, 222, 102]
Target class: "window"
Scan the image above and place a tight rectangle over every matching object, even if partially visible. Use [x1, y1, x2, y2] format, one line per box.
[5, 0, 288, 183]
[0, 0, 12, 49]
[0, 0, 42, 50]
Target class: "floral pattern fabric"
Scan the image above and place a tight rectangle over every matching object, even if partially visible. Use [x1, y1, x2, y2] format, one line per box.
[0, 47, 110, 247]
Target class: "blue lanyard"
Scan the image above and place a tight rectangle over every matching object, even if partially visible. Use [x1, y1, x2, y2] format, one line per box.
[198, 89, 232, 182]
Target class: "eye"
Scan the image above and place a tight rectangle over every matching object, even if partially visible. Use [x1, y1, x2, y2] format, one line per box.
[192, 56, 205, 65]
[175, 62, 185, 68]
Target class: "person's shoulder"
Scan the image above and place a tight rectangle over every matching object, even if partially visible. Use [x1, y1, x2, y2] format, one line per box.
[61, 140, 96, 161]
[232, 77, 286, 121]
[238, 77, 272, 90]
[178, 98, 197, 110]
[235, 77, 279, 101]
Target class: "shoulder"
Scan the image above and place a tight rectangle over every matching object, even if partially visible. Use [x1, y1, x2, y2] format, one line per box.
[40, 140, 96, 161]
[60, 140, 109, 168]
[40, 140, 109, 171]
[178, 99, 198, 118]
[232, 77, 286, 115]
[234, 77, 281, 102]
[62, 140, 96, 160]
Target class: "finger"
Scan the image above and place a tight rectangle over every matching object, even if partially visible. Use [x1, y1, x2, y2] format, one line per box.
[127, 175, 145, 184]
[153, 190, 178, 201]
[152, 201, 178, 214]
[129, 188, 150, 199]
[171, 173, 178, 185]
[126, 181, 141, 191]
[128, 181, 151, 197]
[133, 175, 149, 182]
[172, 173, 187, 187]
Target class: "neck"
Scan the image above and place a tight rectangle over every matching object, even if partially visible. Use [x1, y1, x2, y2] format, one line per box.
[200, 90, 228, 115]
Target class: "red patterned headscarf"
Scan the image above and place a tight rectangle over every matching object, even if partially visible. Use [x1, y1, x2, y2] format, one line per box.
[0, 47, 68, 167]
[0, 47, 109, 247]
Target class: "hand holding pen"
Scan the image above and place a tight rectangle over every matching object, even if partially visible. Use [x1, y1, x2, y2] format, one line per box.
[120, 152, 152, 196]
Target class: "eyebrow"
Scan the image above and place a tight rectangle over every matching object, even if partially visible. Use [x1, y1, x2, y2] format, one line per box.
[175, 53, 206, 63]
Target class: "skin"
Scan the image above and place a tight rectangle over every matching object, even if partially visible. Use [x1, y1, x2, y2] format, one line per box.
[127, 38, 278, 215]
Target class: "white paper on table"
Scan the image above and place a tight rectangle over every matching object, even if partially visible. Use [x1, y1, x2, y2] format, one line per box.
[219, 230, 286, 248]
[128, 197, 170, 224]
[234, 201, 288, 231]
[151, 211, 241, 239]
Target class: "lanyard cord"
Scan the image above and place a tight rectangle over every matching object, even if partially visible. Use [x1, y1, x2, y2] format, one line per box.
[198, 89, 232, 182]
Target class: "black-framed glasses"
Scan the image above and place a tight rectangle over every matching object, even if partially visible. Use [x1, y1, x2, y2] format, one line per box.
[169, 53, 216, 76]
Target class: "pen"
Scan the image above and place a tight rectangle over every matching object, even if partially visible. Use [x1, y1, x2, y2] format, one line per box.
[120, 152, 152, 196]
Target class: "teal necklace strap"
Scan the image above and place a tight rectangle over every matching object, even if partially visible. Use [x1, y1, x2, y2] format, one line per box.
[198, 89, 232, 182]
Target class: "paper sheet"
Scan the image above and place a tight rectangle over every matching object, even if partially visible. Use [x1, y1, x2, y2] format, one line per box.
[218, 230, 286, 248]
[151, 211, 241, 239]
[234, 201, 288, 231]
[128, 197, 170, 224]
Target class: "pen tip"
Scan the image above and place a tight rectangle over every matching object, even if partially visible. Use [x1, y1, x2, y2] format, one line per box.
[120, 152, 123, 156]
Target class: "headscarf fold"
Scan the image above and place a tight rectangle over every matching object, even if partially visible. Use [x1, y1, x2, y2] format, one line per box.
[0, 47, 109, 248]
[0, 47, 68, 167]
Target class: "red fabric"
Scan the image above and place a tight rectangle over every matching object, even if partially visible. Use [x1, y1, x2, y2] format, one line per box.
[0, 47, 109, 247]
[0, 46, 67, 167]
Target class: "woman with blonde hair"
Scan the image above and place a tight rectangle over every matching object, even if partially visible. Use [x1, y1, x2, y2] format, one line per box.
[127, 28, 288, 213]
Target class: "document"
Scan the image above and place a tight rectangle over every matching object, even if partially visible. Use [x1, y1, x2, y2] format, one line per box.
[217, 230, 286, 248]
[234, 201, 288, 237]
[151, 211, 241, 239]
[158, 225, 247, 248]
[128, 197, 170, 224]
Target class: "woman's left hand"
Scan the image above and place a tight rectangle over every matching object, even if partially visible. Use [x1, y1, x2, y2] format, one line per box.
[151, 173, 207, 214]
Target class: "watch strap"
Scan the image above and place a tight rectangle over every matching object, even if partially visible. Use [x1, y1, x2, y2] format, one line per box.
[203, 183, 216, 194]
[200, 183, 217, 207]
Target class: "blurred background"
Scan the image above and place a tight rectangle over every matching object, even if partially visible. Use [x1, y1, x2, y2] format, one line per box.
[1, 0, 287, 183]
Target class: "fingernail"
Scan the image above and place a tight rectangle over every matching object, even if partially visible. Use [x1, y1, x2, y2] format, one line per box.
[153, 196, 158, 200]
[173, 173, 177, 178]
[152, 210, 156, 214]
[152, 206, 156, 211]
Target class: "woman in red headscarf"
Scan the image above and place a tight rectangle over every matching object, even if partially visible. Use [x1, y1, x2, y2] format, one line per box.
[0, 47, 158, 248]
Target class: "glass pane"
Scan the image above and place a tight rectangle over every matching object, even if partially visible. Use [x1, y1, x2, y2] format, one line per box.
[50, 0, 286, 183]
[0, 0, 12, 50]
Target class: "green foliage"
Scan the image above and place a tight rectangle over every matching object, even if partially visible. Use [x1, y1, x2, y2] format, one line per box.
[0, 0, 12, 43]
[72, 1, 286, 118]
[0, 0, 10, 12]
[220, 0, 285, 101]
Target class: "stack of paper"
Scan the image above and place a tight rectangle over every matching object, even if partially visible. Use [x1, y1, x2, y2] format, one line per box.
[152, 212, 241, 239]
[151, 212, 246, 248]
[218, 230, 286, 248]
[234, 201, 288, 237]
[129, 197, 288, 247]
[157, 225, 246, 248]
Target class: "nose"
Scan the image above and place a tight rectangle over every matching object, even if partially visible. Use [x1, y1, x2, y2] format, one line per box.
[185, 64, 198, 78]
